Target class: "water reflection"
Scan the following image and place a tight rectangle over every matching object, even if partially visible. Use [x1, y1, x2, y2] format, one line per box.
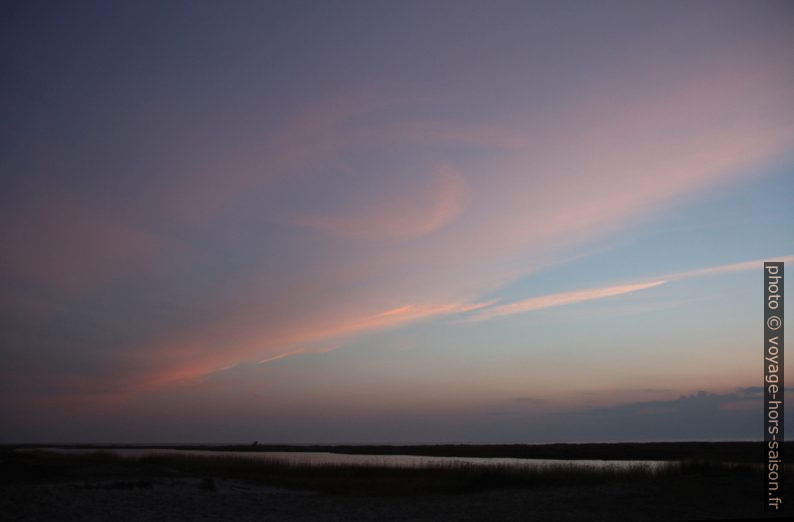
[36, 448, 668, 469]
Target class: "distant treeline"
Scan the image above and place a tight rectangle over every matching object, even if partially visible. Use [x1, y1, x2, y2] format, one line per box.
[7, 441, 791, 463]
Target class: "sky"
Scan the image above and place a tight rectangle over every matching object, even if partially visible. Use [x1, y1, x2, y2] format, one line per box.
[1, 0, 792, 443]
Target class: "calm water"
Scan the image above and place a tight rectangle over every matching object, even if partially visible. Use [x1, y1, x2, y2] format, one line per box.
[33, 448, 668, 470]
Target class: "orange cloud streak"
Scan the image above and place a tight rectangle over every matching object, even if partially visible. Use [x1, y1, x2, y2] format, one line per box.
[45, 298, 492, 408]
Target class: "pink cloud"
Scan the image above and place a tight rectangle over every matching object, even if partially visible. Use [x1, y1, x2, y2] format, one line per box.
[145, 89, 428, 223]
[39, 298, 492, 408]
[19, 55, 793, 412]
[35, 248, 792, 410]
[296, 167, 469, 239]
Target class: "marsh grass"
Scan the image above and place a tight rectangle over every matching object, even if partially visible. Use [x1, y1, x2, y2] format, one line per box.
[2, 448, 773, 496]
[134, 453, 761, 495]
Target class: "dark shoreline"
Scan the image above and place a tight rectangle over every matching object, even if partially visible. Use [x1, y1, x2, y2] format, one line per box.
[5, 440, 791, 463]
[2, 447, 792, 521]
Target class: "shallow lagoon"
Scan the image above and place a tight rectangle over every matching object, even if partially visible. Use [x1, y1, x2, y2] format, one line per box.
[36, 448, 668, 470]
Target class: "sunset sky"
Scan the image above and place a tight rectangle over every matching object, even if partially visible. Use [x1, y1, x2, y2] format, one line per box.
[2, 0, 792, 443]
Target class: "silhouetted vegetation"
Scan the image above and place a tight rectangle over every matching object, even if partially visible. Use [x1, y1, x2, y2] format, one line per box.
[6, 441, 788, 463]
[0, 447, 779, 496]
[4, 447, 793, 521]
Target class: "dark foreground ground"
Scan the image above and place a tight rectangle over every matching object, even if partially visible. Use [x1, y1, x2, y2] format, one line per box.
[1, 445, 791, 521]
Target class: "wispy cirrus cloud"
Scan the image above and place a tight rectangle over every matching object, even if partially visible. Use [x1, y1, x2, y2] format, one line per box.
[464, 280, 668, 322]
[32, 251, 793, 410]
[296, 167, 469, 239]
[661, 254, 794, 281]
[28, 298, 493, 408]
[4, 7, 793, 435]
[461, 254, 794, 323]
